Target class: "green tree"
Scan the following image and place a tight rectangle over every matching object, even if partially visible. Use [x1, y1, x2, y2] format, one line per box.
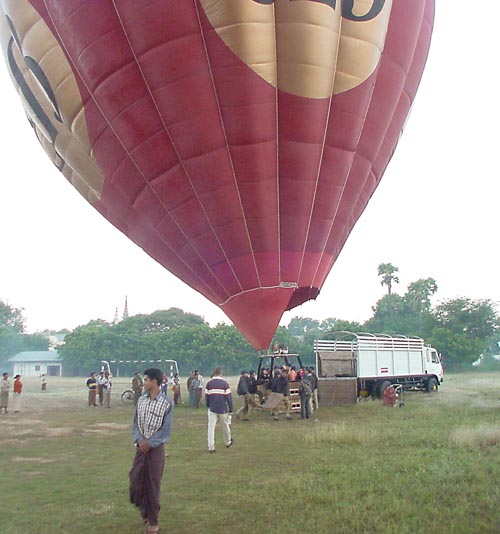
[287, 317, 321, 338]
[115, 308, 206, 335]
[0, 326, 23, 364]
[364, 293, 407, 334]
[377, 263, 400, 295]
[405, 278, 438, 312]
[0, 300, 49, 365]
[59, 321, 116, 374]
[433, 298, 498, 340]
[0, 301, 25, 332]
[430, 298, 499, 369]
[318, 318, 362, 335]
[429, 328, 484, 370]
[0, 301, 26, 363]
[208, 324, 256, 374]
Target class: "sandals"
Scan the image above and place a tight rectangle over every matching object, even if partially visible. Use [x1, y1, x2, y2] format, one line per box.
[146, 527, 159, 534]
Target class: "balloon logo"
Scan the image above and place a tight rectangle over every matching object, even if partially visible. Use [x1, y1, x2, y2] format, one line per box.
[0, 0, 434, 349]
[201, 0, 392, 97]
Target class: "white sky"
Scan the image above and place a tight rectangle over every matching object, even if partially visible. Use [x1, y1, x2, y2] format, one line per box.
[0, 2, 498, 335]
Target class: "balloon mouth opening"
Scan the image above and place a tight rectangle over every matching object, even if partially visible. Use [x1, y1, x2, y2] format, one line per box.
[286, 286, 320, 311]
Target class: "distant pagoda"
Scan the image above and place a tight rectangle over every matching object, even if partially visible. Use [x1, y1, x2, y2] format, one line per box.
[122, 295, 129, 320]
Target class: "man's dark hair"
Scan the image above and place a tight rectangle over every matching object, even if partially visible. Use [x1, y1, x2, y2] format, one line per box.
[144, 368, 163, 386]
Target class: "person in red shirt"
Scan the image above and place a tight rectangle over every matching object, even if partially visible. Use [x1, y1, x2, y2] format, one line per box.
[13, 374, 23, 413]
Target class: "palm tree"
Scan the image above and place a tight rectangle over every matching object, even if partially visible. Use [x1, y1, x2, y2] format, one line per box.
[377, 263, 400, 295]
[406, 278, 438, 311]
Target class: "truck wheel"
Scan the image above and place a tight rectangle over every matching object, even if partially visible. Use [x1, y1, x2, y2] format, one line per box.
[426, 377, 438, 393]
[378, 381, 391, 398]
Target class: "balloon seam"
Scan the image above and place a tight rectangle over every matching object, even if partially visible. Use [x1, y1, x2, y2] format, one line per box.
[193, 0, 259, 293]
[40, 0, 232, 301]
[110, 0, 236, 298]
[310, 4, 394, 288]
[296, 9, 341, 285]
[272, 2, 281, 285]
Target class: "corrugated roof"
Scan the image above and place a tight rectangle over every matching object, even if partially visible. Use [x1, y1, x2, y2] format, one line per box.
[8, 351, 61, 363]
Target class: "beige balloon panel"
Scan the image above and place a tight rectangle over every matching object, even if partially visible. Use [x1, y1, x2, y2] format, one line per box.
[0, 0, 392, 206]
[200, 0, 393, 98]
[0, 0, 104, 203]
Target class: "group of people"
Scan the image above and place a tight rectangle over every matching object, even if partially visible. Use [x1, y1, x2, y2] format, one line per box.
[87, 362, 321, 533]
[0, 372, 23, 414]
[132, 370, 182, 407]
[235, 365, 319, 420]
[86, 370, 112, 407]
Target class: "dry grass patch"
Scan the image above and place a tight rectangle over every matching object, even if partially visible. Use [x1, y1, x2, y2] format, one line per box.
[450, 424, 500, 449]
[88, 502, 116, 516]
[11, 456, 55, 463]
[43, 427, 75, 437]
[303, 421, 374, 445]
[93, 422, 129, 430]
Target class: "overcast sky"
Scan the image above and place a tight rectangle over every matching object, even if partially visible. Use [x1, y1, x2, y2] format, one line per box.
[1, 2, 498, 335]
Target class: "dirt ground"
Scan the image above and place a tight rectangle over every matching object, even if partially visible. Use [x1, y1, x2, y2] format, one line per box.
[0, 376, 137, 445]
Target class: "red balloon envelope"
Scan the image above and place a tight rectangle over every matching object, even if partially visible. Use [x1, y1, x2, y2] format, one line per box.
[0, 0, 434, 349]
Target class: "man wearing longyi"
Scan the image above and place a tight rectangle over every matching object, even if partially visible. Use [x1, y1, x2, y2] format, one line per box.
[129, 368, 174, 534]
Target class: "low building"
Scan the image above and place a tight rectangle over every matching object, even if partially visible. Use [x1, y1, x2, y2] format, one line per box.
[8, 351, 63, 377]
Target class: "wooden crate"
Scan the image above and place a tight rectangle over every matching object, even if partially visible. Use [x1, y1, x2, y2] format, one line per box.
[318, 378, 358, 405]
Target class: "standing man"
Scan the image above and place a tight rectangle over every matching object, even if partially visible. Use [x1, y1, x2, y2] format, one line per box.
[205, 366, 233, 453]
[194, 370, 204, 406]
[129, 368, 173, 534]
[309, 366, 319, 412]
[190, 371, 202, 408]
[103, 372, 112, 408]
[86, 372, 97, 407]
[299, 369, 313, 419]
[1, 372, 11, 414]
[132, 371, 144, 406]
[172, 374, 181, 405]
[269, 369, 292, 421]
[186, 370, 194, 402]
[97, 371, 106, 406]
[235, 370, 250, 420]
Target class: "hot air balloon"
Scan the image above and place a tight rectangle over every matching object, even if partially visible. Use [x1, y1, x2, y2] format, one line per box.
[0, 0, 434, 349]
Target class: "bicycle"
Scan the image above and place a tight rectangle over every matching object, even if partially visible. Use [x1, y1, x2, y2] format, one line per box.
[121, 389, 135, 405]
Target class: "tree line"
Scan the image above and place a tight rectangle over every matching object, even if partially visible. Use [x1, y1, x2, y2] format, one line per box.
[1, 263, 499, 375]
[0, 301, 50, 364]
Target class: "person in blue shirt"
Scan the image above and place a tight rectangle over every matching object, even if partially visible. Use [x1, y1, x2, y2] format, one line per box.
[129, 368, 174, 534]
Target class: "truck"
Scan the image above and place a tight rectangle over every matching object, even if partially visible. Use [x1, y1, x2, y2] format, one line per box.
[314, 332, 443, 405]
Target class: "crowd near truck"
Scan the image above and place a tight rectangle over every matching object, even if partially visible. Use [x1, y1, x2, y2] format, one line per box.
[314, 333, 443, 404]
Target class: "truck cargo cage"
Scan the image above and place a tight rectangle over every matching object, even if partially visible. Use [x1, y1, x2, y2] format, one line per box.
[314, 333, 425, 355]
[314, 332, 443, 404]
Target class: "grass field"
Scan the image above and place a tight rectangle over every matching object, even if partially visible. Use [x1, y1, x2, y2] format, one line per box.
[1, 373, 499, 534]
